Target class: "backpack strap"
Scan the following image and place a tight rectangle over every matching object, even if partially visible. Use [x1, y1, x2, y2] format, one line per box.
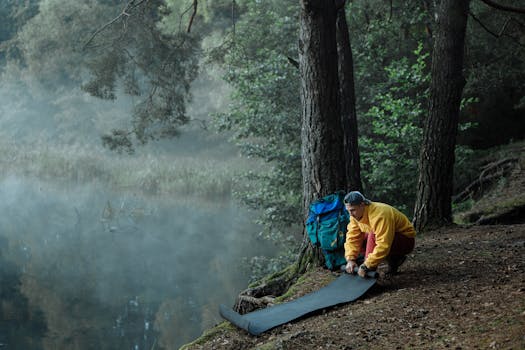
[315, 215, 320, 247]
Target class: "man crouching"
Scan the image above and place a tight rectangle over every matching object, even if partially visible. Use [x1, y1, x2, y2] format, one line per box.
[343, 191, 416, 277]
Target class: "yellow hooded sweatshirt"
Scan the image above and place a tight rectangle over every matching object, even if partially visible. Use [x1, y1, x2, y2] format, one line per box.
[344, 202, 416, 269]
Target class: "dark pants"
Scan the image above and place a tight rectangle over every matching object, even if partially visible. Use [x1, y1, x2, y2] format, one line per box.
[364, 231, 415, 260]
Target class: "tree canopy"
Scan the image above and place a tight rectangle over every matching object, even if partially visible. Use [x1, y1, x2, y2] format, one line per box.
[1, 0, 524, 258]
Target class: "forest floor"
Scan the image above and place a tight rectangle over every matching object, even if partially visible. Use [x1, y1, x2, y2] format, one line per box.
[182, 224, 525, 350]
[181, 142, 525, 350]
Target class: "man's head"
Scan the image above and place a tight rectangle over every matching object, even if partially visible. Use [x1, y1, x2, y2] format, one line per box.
[344, 191, 370, 220]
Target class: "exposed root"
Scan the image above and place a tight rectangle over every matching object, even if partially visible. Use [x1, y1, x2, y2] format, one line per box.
[453, 157, 518, 204]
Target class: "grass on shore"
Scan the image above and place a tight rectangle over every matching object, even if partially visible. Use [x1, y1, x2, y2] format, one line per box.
[0, 141, 256, 199]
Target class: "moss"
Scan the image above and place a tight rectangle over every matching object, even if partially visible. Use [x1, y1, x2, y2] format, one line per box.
[273, 273, 310, 302]
[454, 140, 525, 224]
[459, 196, 525, 224]
[179, 322, 235, 350]
[248, 263, 297, 289]
[476, 194, 525, 212]
[274, 270, 335, 303]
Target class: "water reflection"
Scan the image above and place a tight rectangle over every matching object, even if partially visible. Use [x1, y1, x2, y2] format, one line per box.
[0, 177, 272, 349]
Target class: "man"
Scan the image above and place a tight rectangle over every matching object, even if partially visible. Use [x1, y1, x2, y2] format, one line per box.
[343, 191, 416, 277]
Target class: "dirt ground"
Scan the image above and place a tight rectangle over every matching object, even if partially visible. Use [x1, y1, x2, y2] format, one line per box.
[182, 223, 525, 349]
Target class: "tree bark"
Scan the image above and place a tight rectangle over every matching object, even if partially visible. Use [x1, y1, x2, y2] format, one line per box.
[413, 0, 470, 232]
[299, 0, 347, 266]
[336, 6, 362, 192]
[299, 0, 347, 210]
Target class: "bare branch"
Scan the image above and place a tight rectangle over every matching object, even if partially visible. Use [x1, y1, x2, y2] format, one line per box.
[469, 12, 525, 48]
[189, 118, 208, 130]
[179, 3, 195, 32]
[83, 0, 148, 50]
[232, 0, 236, 36]
[187, 0, 198, 33]
[287, 56, 300, 69]
[478, 0, 525, 14]
[470, 12, 503, 38]
[453, 158, 518, 204]
[498, 17, 511, 36]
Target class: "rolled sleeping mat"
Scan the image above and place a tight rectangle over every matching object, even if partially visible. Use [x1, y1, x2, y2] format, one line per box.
[219, 269, 377, 335]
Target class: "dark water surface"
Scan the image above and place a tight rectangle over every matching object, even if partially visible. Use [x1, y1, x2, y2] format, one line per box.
[0, 176, 272, 349]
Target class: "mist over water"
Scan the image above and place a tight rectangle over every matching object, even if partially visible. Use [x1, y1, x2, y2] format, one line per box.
[0, 24, 266, 346]
[0, 175, 273, 349]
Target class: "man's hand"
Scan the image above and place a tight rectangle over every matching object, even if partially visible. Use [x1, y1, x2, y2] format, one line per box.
[345, 260, 358, 274]
[358, 264, 369, 278]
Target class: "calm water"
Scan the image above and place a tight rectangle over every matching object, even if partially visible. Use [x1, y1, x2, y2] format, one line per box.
[0, 176, 272, 349]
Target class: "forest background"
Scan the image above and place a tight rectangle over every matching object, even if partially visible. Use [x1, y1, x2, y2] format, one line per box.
[0, 0, 524, 349]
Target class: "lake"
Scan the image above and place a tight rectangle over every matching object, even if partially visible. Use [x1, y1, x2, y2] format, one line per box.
[0, 176, 272, 349]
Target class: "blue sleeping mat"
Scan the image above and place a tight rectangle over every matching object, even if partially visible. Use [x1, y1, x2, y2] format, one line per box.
[219, 272, 376, 335]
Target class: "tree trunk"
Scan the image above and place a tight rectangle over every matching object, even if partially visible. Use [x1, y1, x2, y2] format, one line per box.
[413, 0, 470, 232]
[299, 0, 347, 266]
[299, 0, 346, 209]
[336, 5, 362, 192]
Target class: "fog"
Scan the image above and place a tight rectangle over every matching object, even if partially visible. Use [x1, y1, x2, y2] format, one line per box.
[0, 172, 273, 348]
[0, 54, 272, 349]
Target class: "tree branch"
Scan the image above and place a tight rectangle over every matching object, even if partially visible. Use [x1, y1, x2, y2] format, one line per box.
[469, 12, 525, 48]
[287, 56, 300, 69]
[453, 157, 518, 204]
[478, 0, 525, 14]
[232, 0, 236, 36]
[83, 0, 148, 50]
[469, 12, 504, 38]
[178, 3, 195, 32]
[187, 0, 198, 33]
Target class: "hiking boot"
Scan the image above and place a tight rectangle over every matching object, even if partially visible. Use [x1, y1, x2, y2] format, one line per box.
[386, 255, 407, 275]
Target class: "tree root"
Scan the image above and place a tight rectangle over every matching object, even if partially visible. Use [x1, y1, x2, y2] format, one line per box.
[233, 238, 320, 315]
[233, 269, 296, 314]
[453, 157, 518, 204]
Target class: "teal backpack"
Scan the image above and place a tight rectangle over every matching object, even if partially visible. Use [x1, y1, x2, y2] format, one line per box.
[305, 191, 349, 270]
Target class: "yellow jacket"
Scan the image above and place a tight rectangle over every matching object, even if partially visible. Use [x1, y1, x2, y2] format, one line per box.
[344, 202, 416, 269]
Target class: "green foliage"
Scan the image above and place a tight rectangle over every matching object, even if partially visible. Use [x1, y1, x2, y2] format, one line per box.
[3, 0, 521, 261]
[212, 1, 302, 251]
[6, 0, 201, 151]
[206, 0, 523, 225]
[14, 0, 109, 83]
[459, 1, 525, 148]
[346, 0, 433, 117]
[242, 251, 297, 283]
[210, 1, 435, 230]
[160, 0, 237, 34]
[453, 145, 480, 193]
[83, 0, 200, 148]
[360, 44, 429, 213]
[336, 1, 433, 213]
[0, 0, 39, 63]
[465, 1, 525, 96]
[359, 42, 479, 214]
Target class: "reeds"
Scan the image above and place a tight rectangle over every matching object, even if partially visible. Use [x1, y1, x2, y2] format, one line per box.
[0, 141, 253, 199]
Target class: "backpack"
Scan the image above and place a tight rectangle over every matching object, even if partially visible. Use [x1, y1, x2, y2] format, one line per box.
[305, 191, 349, 270]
